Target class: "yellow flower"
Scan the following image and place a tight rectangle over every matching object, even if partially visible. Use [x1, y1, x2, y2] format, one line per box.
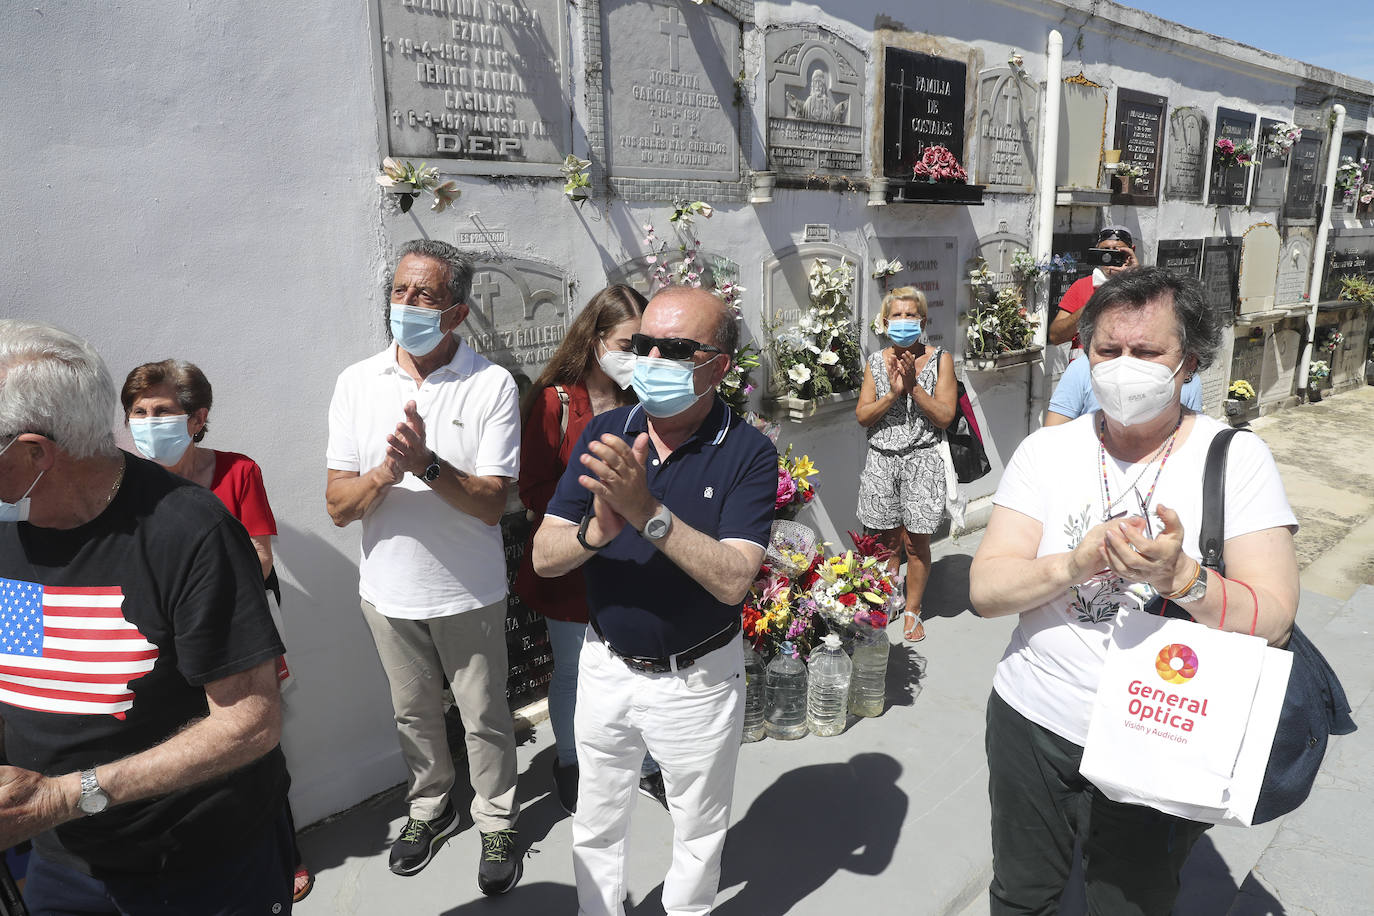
[790, 455, 818, 484]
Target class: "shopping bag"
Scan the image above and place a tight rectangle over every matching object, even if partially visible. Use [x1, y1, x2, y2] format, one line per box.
[1080, 607, 1273, 823]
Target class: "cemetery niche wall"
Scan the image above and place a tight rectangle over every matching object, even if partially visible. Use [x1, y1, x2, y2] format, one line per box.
[588, 0, 752, 201]
[374, 0, 573, 174]
[764, 25, 867, 185]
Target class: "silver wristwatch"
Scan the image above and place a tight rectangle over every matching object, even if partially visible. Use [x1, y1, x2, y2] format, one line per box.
[78, 767, 110, 815]
[642, 504, 673, 542]
[1172, 567, 1209, 605]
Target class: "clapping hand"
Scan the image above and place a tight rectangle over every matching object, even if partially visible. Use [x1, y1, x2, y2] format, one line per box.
[578, 433, 656, 540]
[385, 400, 430, 479]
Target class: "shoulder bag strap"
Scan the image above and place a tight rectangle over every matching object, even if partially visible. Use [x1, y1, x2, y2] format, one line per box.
[553, 385, 570, 450]
[1199, 427, 1252, 575]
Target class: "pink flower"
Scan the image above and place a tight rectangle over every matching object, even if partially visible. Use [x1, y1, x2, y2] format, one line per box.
[1217, 139, 1235, 154]
[775, 469, 797, 509]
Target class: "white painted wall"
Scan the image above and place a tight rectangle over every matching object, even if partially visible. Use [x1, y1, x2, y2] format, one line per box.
[2, 0, 1369, 825]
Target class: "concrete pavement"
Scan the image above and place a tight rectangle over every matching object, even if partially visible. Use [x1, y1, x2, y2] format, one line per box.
[295, 387, 1374, 915]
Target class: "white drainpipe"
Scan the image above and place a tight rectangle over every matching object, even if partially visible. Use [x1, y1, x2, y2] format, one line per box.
[1029, 30, 1063, 428]
[1298, 104, 1346, 394]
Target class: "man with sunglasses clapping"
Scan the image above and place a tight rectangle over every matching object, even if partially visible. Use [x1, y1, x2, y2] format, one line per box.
[533, 286, 777, 916]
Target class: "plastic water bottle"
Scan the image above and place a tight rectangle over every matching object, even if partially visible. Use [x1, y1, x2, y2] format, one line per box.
[741, 640, 766, 743]
[849, 624, 890, 717]
[764, 641, 809, 740]
[807, 633, 852, 736]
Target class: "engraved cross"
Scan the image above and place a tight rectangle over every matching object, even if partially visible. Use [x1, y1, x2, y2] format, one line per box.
[659, 8, 688, 73]
[471, 271, 501, 319]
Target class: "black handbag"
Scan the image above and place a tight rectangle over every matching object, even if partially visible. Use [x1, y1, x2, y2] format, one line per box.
[946, 380, 991, 483]
[1197, 428, 1356, 825]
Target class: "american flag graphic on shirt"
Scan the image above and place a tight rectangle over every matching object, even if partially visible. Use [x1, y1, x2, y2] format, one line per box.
[0, 577, 158, 718]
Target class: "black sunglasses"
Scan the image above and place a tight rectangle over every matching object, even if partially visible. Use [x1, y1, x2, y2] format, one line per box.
[630, 333, 723, 361]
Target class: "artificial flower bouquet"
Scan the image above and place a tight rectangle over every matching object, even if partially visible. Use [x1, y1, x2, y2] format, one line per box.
[912, 145, 969, 184]
[376, 157, 459, 213]
[774, 446, 818, 519]
[1214, 138, 1255, 170]
[1227, 379, 1256, 402]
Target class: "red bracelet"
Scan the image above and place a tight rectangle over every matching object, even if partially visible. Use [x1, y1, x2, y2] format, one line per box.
[1236, 580, 1260, 636]
[1218, 575, 1228, 630]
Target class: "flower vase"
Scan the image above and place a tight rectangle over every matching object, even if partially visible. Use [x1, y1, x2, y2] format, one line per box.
[1223, 398, 1243, 417]
[1308, 386, 1323, 403]
[1118, 175, 1132, 195]
[750, 170, 776, 205]
[867, 177, 889, 206]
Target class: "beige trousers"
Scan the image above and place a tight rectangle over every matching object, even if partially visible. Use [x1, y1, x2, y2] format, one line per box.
[361, 598, 519, 831]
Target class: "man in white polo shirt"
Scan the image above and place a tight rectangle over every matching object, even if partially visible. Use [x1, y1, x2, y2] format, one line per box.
[325, 239, 522, 895]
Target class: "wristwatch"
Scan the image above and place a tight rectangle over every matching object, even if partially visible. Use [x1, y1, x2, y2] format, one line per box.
[420, 451, 442, 483]
[78, 767, 110, 816]
[642, 504, 673, 542]
[1171, 562, 1209, 605]
[577, 512, 605, 551]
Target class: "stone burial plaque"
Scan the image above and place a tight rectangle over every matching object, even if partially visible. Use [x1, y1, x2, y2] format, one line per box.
[1201, 237, 1240, 328]
[1165, 106, 1209, 201]
[1260, 320, 1303, 402]
[498, 512, 554, 707]
[1112, 88, 1166, 204]
[463, 257, 568, 392]
[871, 237, 958, 350]
[1275, 230, 1314, 307]
[601, 0, 742, 182]
[1157, 238, 1203, 281]
[761, 242, 861, 396]
[1229, 333, 1265, 405]
[974, 67, 1039, 192]
[765, 25, 866, 178]
[1319, 241, 1371, 303]
[1047, 232, 1097, 307]
[973, 223, 1030, 291]
[882, 47, 968, 179]
[1251, 118, 1290, 209]
[1056, 73, 1108, 190]
[1284, 135, 1323, 221]
[1238, 222, 1281, 316]
[1208, 107, 1256, 206]
[376, 0, 572, 174]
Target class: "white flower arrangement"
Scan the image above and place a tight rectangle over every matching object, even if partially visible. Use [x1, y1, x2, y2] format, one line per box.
[376, 158, 459, 213]
[1262, 122, 1302, 159]
[871, 258, 904, 280]
[560, 154, 592, 202]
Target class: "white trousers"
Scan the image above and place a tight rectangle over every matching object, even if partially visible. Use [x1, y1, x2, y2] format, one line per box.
[572, 628, 745, 916]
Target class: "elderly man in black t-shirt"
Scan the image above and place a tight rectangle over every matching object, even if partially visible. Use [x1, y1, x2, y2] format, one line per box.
[533, 287, 777, 916]
[0, 320, 290, 914]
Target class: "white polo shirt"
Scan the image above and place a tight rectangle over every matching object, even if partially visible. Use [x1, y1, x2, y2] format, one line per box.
[326, 338, 520, 619]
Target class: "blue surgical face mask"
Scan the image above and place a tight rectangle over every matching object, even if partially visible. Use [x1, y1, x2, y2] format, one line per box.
[887, 318, 922, 348]
[0, 436, 44, 523]
[390, 302, 454, 357]
[128, 416, 193, 466]
[631, 355, 719, 418]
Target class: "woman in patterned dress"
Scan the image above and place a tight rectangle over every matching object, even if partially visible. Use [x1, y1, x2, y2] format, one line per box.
[854, 287, 957, 642]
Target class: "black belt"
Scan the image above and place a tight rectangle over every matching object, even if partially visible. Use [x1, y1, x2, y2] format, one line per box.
[589, 618, 741, 674]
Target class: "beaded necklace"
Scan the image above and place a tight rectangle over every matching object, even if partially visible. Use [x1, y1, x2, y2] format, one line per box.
[1098, 412, 1182, 523]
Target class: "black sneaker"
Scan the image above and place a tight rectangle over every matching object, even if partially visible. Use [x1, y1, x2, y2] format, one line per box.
[552, 759, 579, 815]
[638, 771, 668, 810]
[388, 802, 459, 876]
[477, 828, 522, 896]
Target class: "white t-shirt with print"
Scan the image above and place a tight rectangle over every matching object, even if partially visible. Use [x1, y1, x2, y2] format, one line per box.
[990, 413, 1297, 746]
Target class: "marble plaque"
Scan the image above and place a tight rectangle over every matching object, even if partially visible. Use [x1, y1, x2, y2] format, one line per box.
[602, 0, 741, 181]
[765, 25, 866, 178]
[1275, 231, 1313, 307]
[1320, 244, 1371, 303]
[1229, 335, 1265, 401]
[1112, 87, 1166, 204]
[1251, 118, 1289, 209]
[1283, 136, 1323, 221]
[1332, 308, 1370, 387]
[871, 237, 958, 350]
[463, 257, 568, 390]
[1048, 232, 1097, 307]
[762, 243, 860, 395]
[1165, 107, 1209, 201]
[882, 47, 968, 179]
[1056, 73, 1107, 189]
[974, 67, 1038, 192]
[1262, 325, 1302, 402]
[1157, 238, 1203, 281]
[377, 0, 571, 173]
[500, 513, 554, 706]
[1238, 223, 1281, 316]
[1208, 107, 1256, 206]
[1201, 238, 1239, 328]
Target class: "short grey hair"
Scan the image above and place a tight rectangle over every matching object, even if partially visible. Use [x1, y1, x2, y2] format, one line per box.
[0, 320, 118, 458]
[383, 240, 475, 341]
[1078, 267, 1222, 372]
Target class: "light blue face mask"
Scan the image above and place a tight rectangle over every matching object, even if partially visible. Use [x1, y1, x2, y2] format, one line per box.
[0, 436, 44, 523]
[390, 302, 454, 357]
[128, 416, 193, 466]
[887, 318, 922, 348]
[631, 355, 719, 418]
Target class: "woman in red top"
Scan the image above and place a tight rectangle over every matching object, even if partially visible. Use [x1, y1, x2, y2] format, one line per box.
[513, 285, 649, 814]
[120, 359, 312, 903]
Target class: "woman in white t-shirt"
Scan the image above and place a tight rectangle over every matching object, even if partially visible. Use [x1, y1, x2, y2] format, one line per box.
[970, 267, 1300, 915]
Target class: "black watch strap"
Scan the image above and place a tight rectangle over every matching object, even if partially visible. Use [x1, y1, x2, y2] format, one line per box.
[577, 512, 605, 551]
[421, 451, 442, 482]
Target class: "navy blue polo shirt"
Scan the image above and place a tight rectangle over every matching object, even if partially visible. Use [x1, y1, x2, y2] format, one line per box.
[545, 397, 777, 658]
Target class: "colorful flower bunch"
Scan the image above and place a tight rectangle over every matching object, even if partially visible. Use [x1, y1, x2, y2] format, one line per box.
[775, 446, 818, 519]
[966, 260, 1037, 358]
[808, 537, 894, 632]
[1214, 138, 1256, 169]
[912, 145, 968, 184]
[376, 158, 459, 213]
[1317, 326, 1344, 355]
[1334, 157, 1372, 204]
[1227, 379, 1256, 401]
[1308, 359, 1330, 385]
[742, 563, 827, 661]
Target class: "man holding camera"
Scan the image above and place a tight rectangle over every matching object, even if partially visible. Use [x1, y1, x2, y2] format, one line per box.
[1047, 226, 1139, 350]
